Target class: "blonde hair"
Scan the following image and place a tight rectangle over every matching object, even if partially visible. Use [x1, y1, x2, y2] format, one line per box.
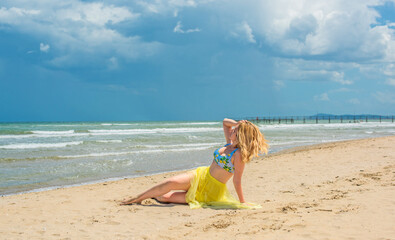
[235, 122, 269, 163]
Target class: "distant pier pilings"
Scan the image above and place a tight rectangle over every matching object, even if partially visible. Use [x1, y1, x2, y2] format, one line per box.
[242, 115, 394, 124]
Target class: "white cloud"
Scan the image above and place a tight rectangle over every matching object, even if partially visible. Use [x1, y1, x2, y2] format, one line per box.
[0, 1, 160, 66]
[331, 88, 356, 93]
[383, 63, 395, 77]
[348, 98, 360, 104]
[373, 91, 395, 104]
[173, 21, 201, 33]
[173, 21, 183, 33]
[272, 58, 357, 84]
[107, 57, 118, 70]
[314, 93, 330, 101]
[222, 0, 395, 62]
[385, 78, 395, 86]
[40, 43, 50, 52]
[57, 2, 137, 26]
[0, 7, 40, 22]
[331, 71, 352, 85]
[230, 21, 256, 44]
[137, 0, 198, 14]
[273, 80, 285, 90]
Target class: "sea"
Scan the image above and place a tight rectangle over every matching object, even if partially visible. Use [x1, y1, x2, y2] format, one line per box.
[1, 120, 395, 196]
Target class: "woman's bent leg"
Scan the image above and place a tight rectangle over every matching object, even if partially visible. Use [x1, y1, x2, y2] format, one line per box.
[121, 172, 193, 205]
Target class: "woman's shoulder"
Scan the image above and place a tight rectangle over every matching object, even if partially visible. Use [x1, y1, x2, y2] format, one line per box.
[233, 149, 241, 158]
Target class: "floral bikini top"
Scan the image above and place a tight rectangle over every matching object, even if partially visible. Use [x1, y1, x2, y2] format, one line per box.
[213, 143, 238, 173]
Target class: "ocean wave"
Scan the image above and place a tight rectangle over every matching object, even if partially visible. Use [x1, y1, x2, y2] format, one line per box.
[57, 146, 213, 159]
[101, 123, 136, 126]
[95, 140, 123, 143]
[160, 122, 219, 126]
[0, 130, 34, 135]
[88, 127, 220, 135]
[185, 122, 219, 125]
[75, 130, 90, 133]
[32, 130, 75, 135]
[0, 127, 221, 139]
[0, 141, 83, 149]
[140, 142, 219, 148]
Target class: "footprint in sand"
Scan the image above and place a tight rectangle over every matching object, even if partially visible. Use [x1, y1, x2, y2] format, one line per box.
[290, 223, 306, 228]
[280, 190, 294, 193]
[297, 202, 318, 209]
[211, 221, 232, 229]
[360, 172, 382, 180]
[203, 220, 233, 231]
[321, 190, 348, 200]
[184, 222, 194, 227]
[267, 222, 284, 231]
[278, 205, 297, 213]
[335, 204, 359, 214]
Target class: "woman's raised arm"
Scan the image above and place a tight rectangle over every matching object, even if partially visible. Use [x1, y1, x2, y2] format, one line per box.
[223, 118, 237, 144]
[223, 118, 248, 144]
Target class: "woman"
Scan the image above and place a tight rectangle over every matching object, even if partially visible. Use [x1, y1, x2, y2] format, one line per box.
[120, 118, 269, 209]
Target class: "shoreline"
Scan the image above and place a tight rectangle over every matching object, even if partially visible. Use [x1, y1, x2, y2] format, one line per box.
[1, 135, 394, 239]
[1, 137, 375, 197]
[0, 167, 199, 198]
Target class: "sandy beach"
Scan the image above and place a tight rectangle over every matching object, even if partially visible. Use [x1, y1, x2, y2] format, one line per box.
[1, 136, 394, 240]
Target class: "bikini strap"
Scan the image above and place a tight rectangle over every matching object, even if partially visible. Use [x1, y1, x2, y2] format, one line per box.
[229, 148, 238, 158]
[224, 143, 231, 147]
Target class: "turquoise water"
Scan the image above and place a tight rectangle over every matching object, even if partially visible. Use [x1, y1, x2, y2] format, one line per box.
[1, 121, 394, 196]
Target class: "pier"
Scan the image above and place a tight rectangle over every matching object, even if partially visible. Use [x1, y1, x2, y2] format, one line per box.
[242, 115, 395, 124]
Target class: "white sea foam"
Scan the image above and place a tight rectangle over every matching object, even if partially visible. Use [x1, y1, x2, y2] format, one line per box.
[0, 141, 83, 149]
[0, 127, 220, 139]
[158, 122, 218, 126]
[0, 134, 85, 139]
[101, 123, 136, 126]
[184, 122, 218, 125]
[141, 142, 219, 148]
[57, 146, 212, 159]
[32, 130, 75, 135]
[88, 127, 220, 135]
[96, 140, 123, 143]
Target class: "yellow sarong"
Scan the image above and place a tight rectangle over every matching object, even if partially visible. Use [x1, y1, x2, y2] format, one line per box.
[185, 166, 261, 209]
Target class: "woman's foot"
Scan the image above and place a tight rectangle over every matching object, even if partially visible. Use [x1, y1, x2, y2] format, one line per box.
[120, 197, 141, 205]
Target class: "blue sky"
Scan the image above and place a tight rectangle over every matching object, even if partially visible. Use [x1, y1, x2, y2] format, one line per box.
[0, 0, 394, 121]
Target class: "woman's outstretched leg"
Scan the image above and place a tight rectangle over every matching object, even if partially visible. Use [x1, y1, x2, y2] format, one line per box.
[120, 172, 193, 205]
[156, 191, 187, 204]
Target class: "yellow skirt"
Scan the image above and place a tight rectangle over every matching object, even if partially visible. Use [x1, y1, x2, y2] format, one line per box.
[185, 166, 261, 209]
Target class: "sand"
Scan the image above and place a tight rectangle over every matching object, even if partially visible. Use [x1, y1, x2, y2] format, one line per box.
[1, 136, 394, 240]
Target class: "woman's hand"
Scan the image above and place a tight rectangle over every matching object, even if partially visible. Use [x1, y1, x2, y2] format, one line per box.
[235, 120, 248, 128]
[237, 120, 248, 125]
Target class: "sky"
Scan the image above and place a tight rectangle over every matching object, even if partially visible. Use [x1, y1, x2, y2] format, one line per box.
[0, 0, 394, 121]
